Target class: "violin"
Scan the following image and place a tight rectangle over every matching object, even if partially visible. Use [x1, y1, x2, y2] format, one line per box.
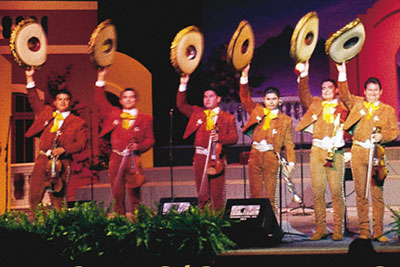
[45, 131, 63, 193]
[366, 127, 387, 198]
[206, 128, 224, 176]
[125, 151, 145, 188]
[372, 127, 387, 184]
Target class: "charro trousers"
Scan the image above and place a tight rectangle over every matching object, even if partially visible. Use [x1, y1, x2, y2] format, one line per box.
[350, 145, 385, 238]
[310, 146, 345, 234]
[29, 154, 70, 209]
[109, 153, 141, 215]
[193, 153, 225, 211]
[248, 149, 280, 212]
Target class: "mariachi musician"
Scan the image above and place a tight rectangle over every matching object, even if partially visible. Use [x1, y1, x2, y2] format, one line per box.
[291, 12, 350, 241]
[172, 26, 238, 211]
[10, 19, 88, 209]
[239, 64, 296, 213]
[326, 18, 399, 242]
[176, 75, 238, 211]
[91, 20, 154, 216]
[295, 60, 349, 241]
[95, 68, 154, 216]
[25, 69, 88, 209]
[337, 62, 399, 242]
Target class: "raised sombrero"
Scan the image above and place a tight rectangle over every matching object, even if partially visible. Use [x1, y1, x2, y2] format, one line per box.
[10, 18, 47, 70]
[170, 26, 204, 75]
[227, 20, 255, 71]
[290, 11, 319, 64]
[88, 19, 117, 69]
[325, 18, 366, 64]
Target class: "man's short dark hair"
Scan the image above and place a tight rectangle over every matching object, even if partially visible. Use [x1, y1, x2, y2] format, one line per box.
[364, 77, 382, 90]
[263, 87, 280, 98]
[55, 88, 71, 98]
[321, 78, 337, 88]
[203, 88, 221, 97]
[120, 88, 138, 98]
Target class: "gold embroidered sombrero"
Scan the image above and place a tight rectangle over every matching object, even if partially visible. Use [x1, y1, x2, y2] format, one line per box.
[290, 11, 319, 63]
[227, 20, 255, 71]
[170, 26, 204, 75]
[88, 19, 117, 69]
[10, 19, 47, 70]
[325, 18, 366, 64]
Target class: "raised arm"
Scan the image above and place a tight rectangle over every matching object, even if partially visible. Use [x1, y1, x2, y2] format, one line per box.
[295, 61, 313, 108]
[95, 68, 114, 122]
[25, 68, 45, 114]
[239, 64, 257, 114]
[336, 62, 355, 110]
[176, 74, 194, 118]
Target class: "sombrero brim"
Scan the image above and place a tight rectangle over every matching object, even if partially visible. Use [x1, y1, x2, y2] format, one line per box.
[227, 20, 255, 71]
[290, 11, 319, 63]
[88, 19, 117, 69]
[170, 26, 204, 75]
[325, 18, 366, 64]
[10, 19, 47, 70]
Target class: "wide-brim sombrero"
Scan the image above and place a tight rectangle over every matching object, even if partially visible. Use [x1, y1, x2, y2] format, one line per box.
[10, 18, 47, 70]
[88, 19, 117, 69]
[170, 25, 204, 75]
[290, 11, 319, 63]
[325, 18, 366, 64]
[227, 20, 255, 71]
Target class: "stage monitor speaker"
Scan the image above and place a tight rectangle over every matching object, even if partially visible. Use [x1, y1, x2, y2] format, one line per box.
[224, 198, 282, 247]
[158, 197, 198, 215]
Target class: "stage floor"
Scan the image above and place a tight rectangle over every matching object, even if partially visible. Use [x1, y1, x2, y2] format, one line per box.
[216, 206, 400, 267]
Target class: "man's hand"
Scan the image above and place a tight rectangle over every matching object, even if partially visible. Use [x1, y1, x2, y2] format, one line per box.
[25, 67, 35, 84]
[286, 164, 295, 175]
[241, 64, 250, 78]
[372, 133, 383, 143]
[97, 67, 107, 82]
[295, 60, 309, 77]
[336, 61, 346, 74]
[128, 143, 139, 151]
[210, 131, 219, 142]
[51, 147, 65, 158]
[180, 74, 190, 85]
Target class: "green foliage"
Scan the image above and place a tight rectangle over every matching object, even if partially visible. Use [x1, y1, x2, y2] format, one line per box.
[133, 204, 235, 262]
[386, 206, 400, 236]
[0, 202, 235, 266]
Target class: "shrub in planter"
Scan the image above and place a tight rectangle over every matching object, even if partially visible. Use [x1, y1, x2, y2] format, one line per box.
[133, 204, 236, 265]
[0, 202, 235, 267]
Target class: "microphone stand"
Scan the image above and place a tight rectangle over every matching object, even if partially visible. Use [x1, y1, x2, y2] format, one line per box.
[169, 108, 174, 200]
[237, 105, 247, 198]
[88, 107, 94, 201]
[4, 116, 12, 212]
[291, 131, 312, 216]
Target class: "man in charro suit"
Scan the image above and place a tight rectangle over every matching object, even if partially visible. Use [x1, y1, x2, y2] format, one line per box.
[177, 74, 238, 211]
[25, 68, 88, 209]
[295, 61, 349, 241]
[240, 64, 296, 213]
[337, 62, 399, 242]
[96, 68, 154, 216]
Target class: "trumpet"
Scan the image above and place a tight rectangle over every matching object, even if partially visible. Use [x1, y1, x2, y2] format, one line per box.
[277, 153, 302, 203]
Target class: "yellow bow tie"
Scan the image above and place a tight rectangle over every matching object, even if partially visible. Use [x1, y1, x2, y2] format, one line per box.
[120, 112, 137, 129]
[363, 102, 379, 120]
[50, 112, 64, 133]
[262, 108, 277, 130]
[322, 101, 338, 124]
[204, 110, 217, 131]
